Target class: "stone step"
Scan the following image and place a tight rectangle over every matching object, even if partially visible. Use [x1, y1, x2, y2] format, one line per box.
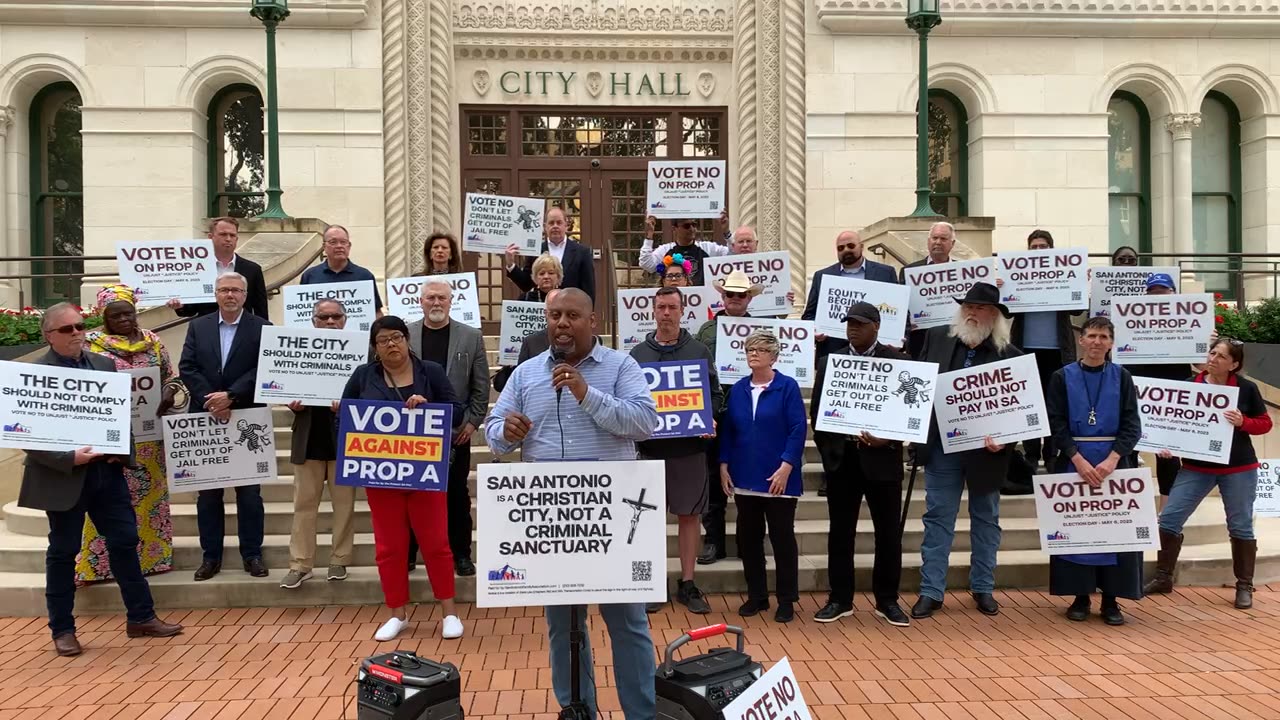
[1, 531, 1275, 617]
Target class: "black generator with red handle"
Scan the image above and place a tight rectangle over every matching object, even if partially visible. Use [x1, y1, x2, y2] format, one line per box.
[655, 624, 763, 720]
[356, 650, 463, 720]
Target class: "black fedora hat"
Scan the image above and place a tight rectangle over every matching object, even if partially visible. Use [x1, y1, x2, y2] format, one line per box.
[954, 281, 1012, 318]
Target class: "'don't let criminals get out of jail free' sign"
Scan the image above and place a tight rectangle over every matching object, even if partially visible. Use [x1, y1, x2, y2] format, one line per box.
[336, 400, 453, 491]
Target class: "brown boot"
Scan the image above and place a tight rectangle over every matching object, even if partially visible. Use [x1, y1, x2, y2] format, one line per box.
[1231, 537, 1256, 610]
[1143, 529, 1183, 594]
[126, 617, 184, 638]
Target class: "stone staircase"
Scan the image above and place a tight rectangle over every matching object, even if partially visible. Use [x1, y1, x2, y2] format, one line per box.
[1, 352, 1278, 615]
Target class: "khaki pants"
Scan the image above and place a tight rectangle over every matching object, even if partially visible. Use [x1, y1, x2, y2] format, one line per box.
[289, 460, 356, 571]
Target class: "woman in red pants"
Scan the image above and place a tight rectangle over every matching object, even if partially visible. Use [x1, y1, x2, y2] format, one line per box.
[342, 316, 465, 641]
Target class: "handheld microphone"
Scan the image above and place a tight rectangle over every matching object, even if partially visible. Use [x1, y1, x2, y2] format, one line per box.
[551, 347, 568, 401]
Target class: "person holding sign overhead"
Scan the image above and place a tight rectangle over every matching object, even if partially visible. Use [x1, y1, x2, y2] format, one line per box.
[1045, 316, 1143, 625]
[639, 213, 730, 285]
[422, 231, 463, 275]
[301, 225, 385, 316]
[810, 302, 912, 627]
[179, 271, 272, 582]
[913, 282, 1021, 620]
[168, 217, 269, 320]
[719, 329, 807, 623]
[78, 284, 187, 583]
[485, 288, 659, 720]
[1145, 339, 1272, 610]
[629, 286, 723, 615]
[342, 315, 466, 641]
[20, 303, 184, 657]
[505, 206, 596, 302]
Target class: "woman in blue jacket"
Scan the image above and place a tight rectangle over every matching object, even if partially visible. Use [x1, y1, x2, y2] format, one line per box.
[719, 329, 808, 623]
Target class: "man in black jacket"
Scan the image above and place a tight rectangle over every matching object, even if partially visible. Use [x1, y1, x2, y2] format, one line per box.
[811, 302, 911, 627]
[913, 282, 1022, 620]
[630, 287, 724, 614]
[802, 230, 900, 359]
[167, 216, 270, 320]
[899, 221, 958, 359]
[505, 207, 596, 302]
[179, 271, 272, 582]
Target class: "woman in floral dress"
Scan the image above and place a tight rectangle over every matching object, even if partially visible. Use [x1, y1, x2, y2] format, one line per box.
[76, 285, 186, 582]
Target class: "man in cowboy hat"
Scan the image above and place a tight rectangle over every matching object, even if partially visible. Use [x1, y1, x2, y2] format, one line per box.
[694, 269, 761, 564]
[913, 281, 1022, 620]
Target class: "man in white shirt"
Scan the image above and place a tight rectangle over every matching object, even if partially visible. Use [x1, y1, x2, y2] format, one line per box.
[639, 215, 730, 285]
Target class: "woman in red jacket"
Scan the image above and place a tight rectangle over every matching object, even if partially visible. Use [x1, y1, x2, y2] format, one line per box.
[1144, 339, 1273, 609]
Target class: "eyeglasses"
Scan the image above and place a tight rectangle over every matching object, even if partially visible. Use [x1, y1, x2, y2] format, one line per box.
[50, 322, 86, 334]
[745, 347, 771, 355]
[374, 335, 406, 348]
[723, 291, 748, 299]
[1114, 256, 1139, 266]
[836, 243, 859, 251]
[315, 313, 346, 321]
[216, 287, 246, 295]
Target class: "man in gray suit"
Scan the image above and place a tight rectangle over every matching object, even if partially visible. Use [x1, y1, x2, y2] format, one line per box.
[407, 279, 490, 576]
[19, 303, 183, 656]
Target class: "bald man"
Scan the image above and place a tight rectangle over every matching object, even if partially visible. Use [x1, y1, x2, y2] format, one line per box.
[802, 230, 900, 358]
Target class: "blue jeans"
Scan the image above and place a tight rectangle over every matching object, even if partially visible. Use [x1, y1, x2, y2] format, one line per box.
[919, 448, 1002, 601]
[46, 463, 156, 637]
[1159, 467, 1257, 540]
[545, 603, 655, 719]
[196, 485, 265, 562]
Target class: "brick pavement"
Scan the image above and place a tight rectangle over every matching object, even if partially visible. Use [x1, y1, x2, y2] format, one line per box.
[0, 587, 1277, 720]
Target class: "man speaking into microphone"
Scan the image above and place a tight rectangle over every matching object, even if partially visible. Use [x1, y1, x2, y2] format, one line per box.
[485, 288, 660, 719]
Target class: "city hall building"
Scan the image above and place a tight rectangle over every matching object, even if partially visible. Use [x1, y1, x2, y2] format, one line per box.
[1, 0, 1278, 321]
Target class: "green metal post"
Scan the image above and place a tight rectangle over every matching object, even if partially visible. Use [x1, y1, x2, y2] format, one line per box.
[252, 4, 291, 219]
[906, 15, 941, 218]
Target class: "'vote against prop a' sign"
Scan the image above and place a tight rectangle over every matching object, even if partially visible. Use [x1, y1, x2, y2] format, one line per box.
[641, 360, 713, 439]
[336, 400, 453, 491]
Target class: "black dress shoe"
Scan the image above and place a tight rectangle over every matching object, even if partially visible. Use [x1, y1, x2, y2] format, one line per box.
[1100, 600, 1125, 626]
[696, 543, 724, 566]
[774, 602, 795, 623]
[874, 602, 911, 627]
[973, 592, 1000, 616]
[1066, 595, 1090, 622]
[193, 560, 221, 582]
[244, 557, 268, 578]
[738, 598, 770, 617]
[911, 596, 943, 619]
[455, 557, 476, 577]
[813, 602, 854, 623]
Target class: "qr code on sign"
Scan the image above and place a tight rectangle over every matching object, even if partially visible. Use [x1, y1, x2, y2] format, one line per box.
[1196, 343, 1208, 354]
[256, 462, 269, 474]
[464, 312, 475, 322]
[360, 322, 370, 331]
[907, 417, 921, 431]
[1209, 440, 1222, 454]
[632, 561, 652, 582]
[709, 201, 720, 210]
[142, 420, 155, 432]
[1136, 526, 1151, 540]
[203, 284, 214, 294]
[1071, 291, 1082, 301]
[106, 429, 120, 443]
[1026, 413, 1040, 427]
[775, 296, 786, 307]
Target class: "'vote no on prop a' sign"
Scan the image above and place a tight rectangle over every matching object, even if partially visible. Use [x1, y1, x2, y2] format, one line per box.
[336, 399, 453, 491]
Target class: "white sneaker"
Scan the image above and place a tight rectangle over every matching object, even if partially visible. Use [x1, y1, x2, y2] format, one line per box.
[441, 615, 464, 640]
[374, 617, 408, 642]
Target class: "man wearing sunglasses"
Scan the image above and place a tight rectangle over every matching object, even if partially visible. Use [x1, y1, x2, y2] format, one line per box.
[802, 229, 900, 359]
[639, 214, 730, 285]
[18, 303, 184, 657]
[179, 272, 273, 582]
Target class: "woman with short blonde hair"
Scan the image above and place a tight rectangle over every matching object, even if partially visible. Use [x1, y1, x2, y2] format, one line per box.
[522, 252, 563, 302]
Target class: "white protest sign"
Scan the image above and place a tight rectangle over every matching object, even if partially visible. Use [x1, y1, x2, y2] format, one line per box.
[116, 240, 218, 306]
[284, 281, 377, 332]
[475, 460, 667, 607]
[125, 367, 162, 443]
[1257, 460, 1280, 517]
[720, 657, 813, 720]
[1089, 266, 1180, 318]
[616, 287, 720, 354]
[814, 355, 937, 444]
[814, 275, 910, 346]
[714, 316, 816, 388]
[163, 407, 281, 492]
[255, 326, 368, 406]
[904, 258, 997, 330]
[1033, 469, 1159, 554]
[1112, 293, 1213, 365]
[385, 273, 483, 327]
[933, 353, 1049, 453]
[996, 247, 1090, 313]
[0, 360, 131, 454]
[703, 251, 792, 316]
[462, 193, 544, 257]
[1133, 376, 1238, 464]
[498, 301, 545, 365]
[646, 160, 726, 219]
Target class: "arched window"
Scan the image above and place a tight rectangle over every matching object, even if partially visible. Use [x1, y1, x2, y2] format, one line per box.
[1192, 90, 1242, 294]
[927, 89, 968, 217]
[207, 84, 265, 218]
[1106, 91, 1152, 255]
[29, 82, 83, 306]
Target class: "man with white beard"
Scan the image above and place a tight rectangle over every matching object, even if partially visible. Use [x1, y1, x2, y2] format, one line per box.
[912, 282, 1023, 620]
[407, 280, 490, 576]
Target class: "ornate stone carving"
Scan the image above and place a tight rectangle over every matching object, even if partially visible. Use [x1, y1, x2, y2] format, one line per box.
[382, 0, 408, 278]
[472, 69, 491, 95]
[455, 1, 733, 33]
[779, 0, 806, 300]
[696, 70, 715, 98]
[1166, 113, 1202, 141]
[733, 0, 757, 231]
[429, 0, 456, 254]
[585, 71, 603, 97]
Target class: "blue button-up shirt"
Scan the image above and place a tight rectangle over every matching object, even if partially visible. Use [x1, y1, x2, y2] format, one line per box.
[839, 262, 866, 280]
[485, 340, 658, 461]
[218, 310, 242, 370]
[300, 260, 384, 310]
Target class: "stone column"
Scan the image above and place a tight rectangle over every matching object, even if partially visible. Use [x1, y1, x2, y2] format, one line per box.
[1166, 113, 1201, 262]
[735, 0, 806, 301]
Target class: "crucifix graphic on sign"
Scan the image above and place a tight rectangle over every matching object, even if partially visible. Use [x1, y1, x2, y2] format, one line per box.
[622, 488, 658, 545]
